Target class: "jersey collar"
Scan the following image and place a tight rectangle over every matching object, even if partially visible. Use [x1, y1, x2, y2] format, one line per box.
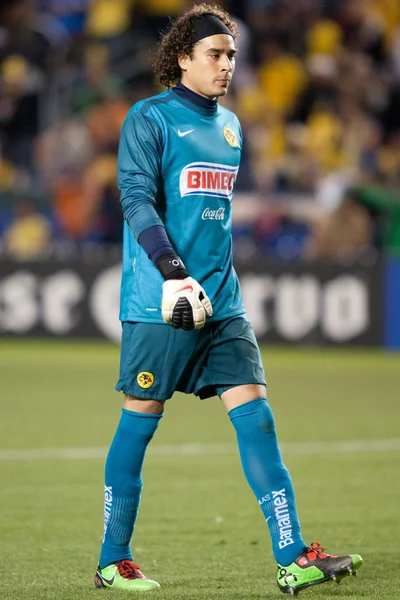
[172, 82, 218, 117]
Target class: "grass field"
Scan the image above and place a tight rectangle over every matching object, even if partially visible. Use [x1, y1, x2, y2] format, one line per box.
[1, 339, 399, 600]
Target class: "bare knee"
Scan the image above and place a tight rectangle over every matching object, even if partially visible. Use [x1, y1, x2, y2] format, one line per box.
[124, 395, 165, 415]
[220, 384, 266, 412]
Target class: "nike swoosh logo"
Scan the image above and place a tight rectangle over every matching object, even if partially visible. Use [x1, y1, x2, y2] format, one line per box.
[97, 570, 115, 586]
[177, 129, 194, 137]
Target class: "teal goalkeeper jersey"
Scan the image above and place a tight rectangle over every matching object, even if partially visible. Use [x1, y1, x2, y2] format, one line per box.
[118, 88, 245, 323]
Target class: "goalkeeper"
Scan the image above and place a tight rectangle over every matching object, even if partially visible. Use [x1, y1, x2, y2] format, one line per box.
[94, 3, 363, 596]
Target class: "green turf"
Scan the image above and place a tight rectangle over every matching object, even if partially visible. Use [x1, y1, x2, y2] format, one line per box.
[1, 339, 399, 599]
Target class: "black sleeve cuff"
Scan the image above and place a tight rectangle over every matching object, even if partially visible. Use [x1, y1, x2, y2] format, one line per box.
[155, 253, 189, 281]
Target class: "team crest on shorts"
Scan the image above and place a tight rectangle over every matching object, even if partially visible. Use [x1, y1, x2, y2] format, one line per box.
[223, 126, 239, 148]
[137, 372, 154, 389]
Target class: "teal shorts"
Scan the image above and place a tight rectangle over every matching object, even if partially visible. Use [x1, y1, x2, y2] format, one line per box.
[115, 315, 266, 400]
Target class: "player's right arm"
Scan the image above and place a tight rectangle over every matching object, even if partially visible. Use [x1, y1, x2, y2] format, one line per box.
[118, 110, 212, 330]
[118, 110, 164, 237]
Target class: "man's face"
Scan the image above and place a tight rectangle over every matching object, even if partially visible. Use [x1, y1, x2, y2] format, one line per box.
[179, 34, 236, 99]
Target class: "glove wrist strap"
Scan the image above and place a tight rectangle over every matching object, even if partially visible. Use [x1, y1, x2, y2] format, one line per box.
[156, 253, 189, 281]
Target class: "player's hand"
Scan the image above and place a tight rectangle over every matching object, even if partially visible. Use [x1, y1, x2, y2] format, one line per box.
[161, 277, 213, 330]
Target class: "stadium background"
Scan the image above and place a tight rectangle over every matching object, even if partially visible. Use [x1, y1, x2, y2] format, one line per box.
[1, 2, 400, 599]
[0, 0, 400, 347]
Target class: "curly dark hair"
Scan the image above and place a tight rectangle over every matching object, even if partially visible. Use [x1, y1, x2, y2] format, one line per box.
[154, 4, 239, 88]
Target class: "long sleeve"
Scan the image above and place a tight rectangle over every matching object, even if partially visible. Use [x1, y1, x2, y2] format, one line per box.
[118, 111, 164, 239]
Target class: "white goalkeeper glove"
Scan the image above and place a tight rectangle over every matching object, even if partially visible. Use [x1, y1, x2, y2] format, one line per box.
[161, 277, 213, 330]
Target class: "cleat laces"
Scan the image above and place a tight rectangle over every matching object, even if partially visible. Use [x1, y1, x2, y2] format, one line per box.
[117, 559, 145, 580]
[305, 542, 330, 560]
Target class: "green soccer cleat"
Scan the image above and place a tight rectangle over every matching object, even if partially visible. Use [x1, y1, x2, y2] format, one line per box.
[94, 559, 160, 592]
[276, 542, 363, 595]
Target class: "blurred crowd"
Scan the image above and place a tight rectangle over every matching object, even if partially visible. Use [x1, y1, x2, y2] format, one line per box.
[0, 0, 400, 262]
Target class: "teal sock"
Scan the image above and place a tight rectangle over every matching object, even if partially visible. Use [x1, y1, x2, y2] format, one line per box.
[229, 398, 306, 566]
[99, 408, 162, 568]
